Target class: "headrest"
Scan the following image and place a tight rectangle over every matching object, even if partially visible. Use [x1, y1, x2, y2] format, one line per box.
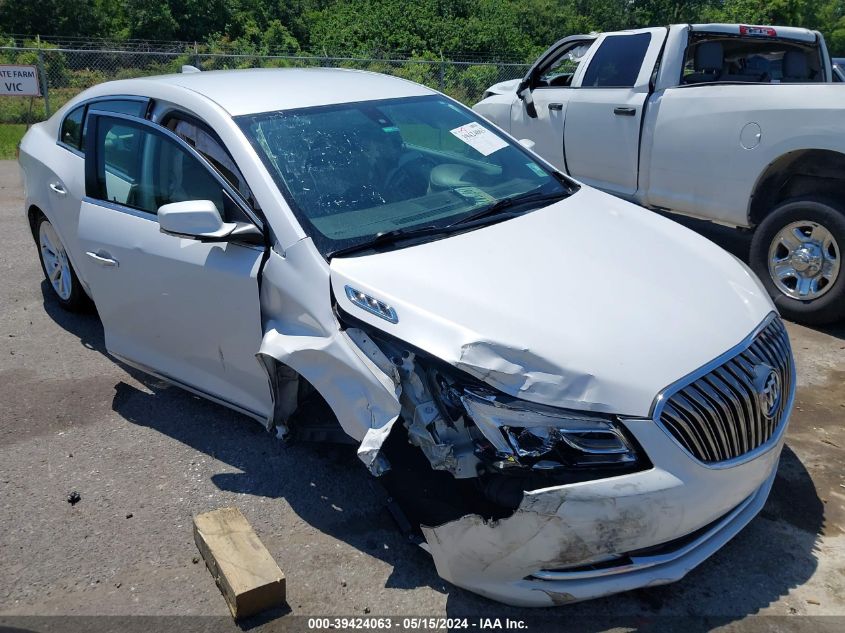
[745, 56, 770, 73]
[782, 51, 808, 79]
[695, 42, 724, 72]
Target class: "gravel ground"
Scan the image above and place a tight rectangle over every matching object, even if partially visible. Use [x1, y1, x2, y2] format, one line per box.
[0, 160, 843, 631]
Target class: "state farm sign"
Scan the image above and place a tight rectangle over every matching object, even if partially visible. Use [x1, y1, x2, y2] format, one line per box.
[0, 65, 40, 96]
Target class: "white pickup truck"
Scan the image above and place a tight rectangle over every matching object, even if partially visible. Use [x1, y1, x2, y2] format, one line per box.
[475, 24, 845, 324]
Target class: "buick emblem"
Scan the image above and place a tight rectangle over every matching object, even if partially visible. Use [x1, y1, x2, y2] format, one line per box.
[753, 364, 782, 420]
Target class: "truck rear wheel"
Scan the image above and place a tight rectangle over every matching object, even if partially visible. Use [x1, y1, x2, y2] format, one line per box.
[750, 197, 845, 325]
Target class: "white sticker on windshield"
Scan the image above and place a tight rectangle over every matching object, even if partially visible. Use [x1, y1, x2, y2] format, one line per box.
[449, 122, 508, 156]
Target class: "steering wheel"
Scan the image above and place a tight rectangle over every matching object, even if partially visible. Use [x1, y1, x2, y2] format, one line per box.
[384, 154, 437, 198]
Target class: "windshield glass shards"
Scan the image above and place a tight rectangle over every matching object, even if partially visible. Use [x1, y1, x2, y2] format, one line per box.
[238, 95, 575, 257]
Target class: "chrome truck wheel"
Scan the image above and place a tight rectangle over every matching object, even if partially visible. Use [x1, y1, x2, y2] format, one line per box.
[751, 197, 845, 325]
[767, 220, 839, 300]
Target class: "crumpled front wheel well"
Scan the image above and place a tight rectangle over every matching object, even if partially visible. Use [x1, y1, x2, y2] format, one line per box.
[260, 356, 354, 445]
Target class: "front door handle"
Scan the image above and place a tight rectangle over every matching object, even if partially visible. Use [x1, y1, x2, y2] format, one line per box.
[85, 251, 119, 267]
[613, 106, 636, 116]
[548, 103, 563, 111]
[49, 182, 67, 195]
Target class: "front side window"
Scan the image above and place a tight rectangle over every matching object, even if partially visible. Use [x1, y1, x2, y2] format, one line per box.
[582, 33, 652, 88]
[60, 105, 85, 150]
[91, 116, 232, 219]
[238, 95, 572, 257]
[536, 42, 593, 88]
[166, 115, 255, 204]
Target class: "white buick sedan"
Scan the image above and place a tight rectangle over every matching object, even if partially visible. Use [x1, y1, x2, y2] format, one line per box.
[19, 68, 794, 606]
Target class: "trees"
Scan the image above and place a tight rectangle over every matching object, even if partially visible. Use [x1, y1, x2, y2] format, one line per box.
[0, 0, 843, 56]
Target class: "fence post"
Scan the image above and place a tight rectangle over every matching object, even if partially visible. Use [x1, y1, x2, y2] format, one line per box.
[439, 51, 445, 91]
[36, 48, 51, 118]
[193, 41, 200, 68]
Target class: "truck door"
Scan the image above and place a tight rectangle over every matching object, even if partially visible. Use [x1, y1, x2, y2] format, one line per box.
[509, 37, 595, 170]
[564, 28, 666, 197]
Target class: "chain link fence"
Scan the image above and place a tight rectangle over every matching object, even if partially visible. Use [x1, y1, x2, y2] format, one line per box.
[0, 43, 530, 125]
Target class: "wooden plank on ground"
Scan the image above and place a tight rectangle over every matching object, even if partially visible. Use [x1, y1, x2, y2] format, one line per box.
[193, 507, 286, 619]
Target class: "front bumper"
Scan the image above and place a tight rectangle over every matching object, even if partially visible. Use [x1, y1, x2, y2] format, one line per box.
[421, 414, 786, 607]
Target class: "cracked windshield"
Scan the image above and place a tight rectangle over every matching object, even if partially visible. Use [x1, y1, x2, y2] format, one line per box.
[238, 95, 569, 255]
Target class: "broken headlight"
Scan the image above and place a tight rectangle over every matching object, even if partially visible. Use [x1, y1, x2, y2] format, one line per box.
[460, 390, 639, 471]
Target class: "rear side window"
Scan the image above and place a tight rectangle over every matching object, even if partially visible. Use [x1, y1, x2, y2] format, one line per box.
[60, 105, 85, 150]
[91, 116, 233, 219]
[582, 33, 652, 88]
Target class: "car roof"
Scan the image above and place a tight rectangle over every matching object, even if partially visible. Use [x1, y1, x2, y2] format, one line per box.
[141, 67, 436, 116]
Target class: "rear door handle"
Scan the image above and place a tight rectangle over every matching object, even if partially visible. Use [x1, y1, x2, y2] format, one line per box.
[548, 103, 563, 111]
[85, 251, 119, 267]
[613, 106, 636, 116]
[49, 182, 67, 195]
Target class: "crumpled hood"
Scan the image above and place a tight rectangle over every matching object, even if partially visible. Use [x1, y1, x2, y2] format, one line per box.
[331, 186, 774, 417]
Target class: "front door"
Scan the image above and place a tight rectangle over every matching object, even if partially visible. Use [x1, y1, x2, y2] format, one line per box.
[77, 110, 272, 420]
[509, 38, 594, 170]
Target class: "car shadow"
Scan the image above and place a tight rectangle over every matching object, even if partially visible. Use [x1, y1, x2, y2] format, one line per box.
[665, 213, 845, 340]
[39, 281, 825, 624]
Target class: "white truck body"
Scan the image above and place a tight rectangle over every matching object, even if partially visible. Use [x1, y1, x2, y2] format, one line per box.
[475, 24, 845, 324]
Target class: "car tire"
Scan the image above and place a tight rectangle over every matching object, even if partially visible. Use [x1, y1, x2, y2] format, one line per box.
[35, 215, 89, 312]
[750, 197, 845, 325]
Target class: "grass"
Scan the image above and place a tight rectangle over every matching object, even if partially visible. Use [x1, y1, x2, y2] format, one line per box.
[0, 124, 27, 159]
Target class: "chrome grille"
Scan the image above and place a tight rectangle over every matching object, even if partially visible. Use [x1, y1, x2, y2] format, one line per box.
[658, 317, 794, 464]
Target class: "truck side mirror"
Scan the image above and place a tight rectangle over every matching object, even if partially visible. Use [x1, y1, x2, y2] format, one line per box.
[518, 84, 538, 119]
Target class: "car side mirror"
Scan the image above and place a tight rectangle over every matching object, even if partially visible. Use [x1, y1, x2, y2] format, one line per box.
[158, 200, 263, 244]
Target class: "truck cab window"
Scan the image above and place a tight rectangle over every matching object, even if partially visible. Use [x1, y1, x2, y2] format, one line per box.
[682, 36, 824, 84]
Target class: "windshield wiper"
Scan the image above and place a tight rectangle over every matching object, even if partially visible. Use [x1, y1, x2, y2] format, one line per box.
[327, 186, 574, 259]
[448, 189, 572, 227]
[327, 225, 451, 258]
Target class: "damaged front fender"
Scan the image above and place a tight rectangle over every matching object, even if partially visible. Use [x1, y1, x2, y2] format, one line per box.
[257, 240, 401, 473]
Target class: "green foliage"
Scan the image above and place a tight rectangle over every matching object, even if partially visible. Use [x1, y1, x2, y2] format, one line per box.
[0, 123, 26, 159]
[2, 0, 842, 56]
[2, 0, 845, 126]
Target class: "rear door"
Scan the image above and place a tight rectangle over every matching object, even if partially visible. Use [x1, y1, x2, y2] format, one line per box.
[564, 28, 666, 197]
[509, 37, 594, 169]
[77, 110, 272, 420]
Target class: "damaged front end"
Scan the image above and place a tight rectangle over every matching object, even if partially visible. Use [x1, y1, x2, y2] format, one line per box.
[347, 319, 647, 487]
[256, 241, 784, 606]
[331, 313, 786, 607]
